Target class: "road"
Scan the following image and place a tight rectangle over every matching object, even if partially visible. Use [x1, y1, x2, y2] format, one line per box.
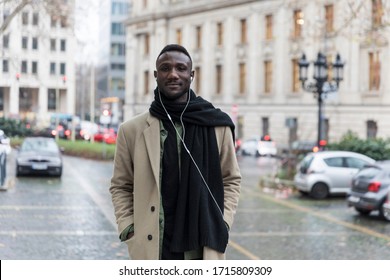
[0, 152, 390, 259]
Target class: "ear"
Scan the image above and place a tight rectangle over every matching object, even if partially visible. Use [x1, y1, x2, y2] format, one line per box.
[190, 70, 195, 80]
[154, 71, 157, 79]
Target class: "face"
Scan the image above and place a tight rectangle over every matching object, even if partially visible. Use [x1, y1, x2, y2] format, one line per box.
[154, 51, 194, 102]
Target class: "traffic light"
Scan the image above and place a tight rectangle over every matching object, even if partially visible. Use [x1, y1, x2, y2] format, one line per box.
[102, 109, 111, 117]
[261, 135, 272, 141]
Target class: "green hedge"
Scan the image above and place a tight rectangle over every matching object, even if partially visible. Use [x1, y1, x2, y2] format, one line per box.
[11, 138, 116, 161]
[0, 118, 32, 137]
[327, 130, 390, 161]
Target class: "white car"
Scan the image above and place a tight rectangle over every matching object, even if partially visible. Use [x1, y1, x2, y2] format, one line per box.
[0, 129, 11, 155]
[294, 151, 375, 199]
[240, 138, 277, 157]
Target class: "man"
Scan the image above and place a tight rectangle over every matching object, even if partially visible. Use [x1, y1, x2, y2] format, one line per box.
[110, 44, 241, 260]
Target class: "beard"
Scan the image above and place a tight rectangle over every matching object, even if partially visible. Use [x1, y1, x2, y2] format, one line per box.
[160, 88, 188, 101]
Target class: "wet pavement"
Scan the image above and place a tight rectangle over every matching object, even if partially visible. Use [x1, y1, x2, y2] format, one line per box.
[0, 152, 390, 259]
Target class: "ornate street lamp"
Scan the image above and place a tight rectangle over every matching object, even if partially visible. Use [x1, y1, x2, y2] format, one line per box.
[298, 52, 344, 150]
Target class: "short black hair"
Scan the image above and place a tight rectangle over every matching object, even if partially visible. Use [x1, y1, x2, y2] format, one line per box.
[156, 44, 192, 63]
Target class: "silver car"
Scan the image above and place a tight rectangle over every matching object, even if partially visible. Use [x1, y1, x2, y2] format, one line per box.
[240, 138, 277, 157]
[348, 162, 390, 221]
[294, 151, 375, 199]
[383, 190, 390, 221]
[16, 137, 63, 177]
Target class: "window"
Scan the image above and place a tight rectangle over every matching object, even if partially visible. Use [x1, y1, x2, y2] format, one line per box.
[32, 37, 38, 50]
[111, 63, 125, 70]
[325, 4, 334, 33]
[50, 39, 56, 51]
[369, 51, 380, 90]
[2, 34, 9, 49]
[60, 63, 66, 75]
[51, 15, 57, 27]
[48, 89, 56, 110]
[110, 43, 125, 56]
[196, 26, 202, 49]
[144, 34, 149, 55]
[2, 60, 9, 73]
[239, 63, 246, 94]
[111, 22, 125, 35]
[240, 19, 247, 44]
[367, 120, 378, 139]
[292, 58, 300, 92]
[264, 60, 272, 93]
[324, 157, 343, 168]
[112, 2, 129, 15]
[262, 117, 270, 136]
[372, 0, 383, 28]
[345, 157, 368, 169]
[265, 14, 273, 40]
[60, 16, 68, 28]
[22, 36, 28, 49]
[21, 60, 28, 73]
[3, 9, 10, 21]
[60, 39, 66, 51]
[32, 61, 38, 74]
[22, 12, 28, 25]
[216, 65, 222, 94]
[195, 66, 201, 93]
[176, 28, 182, 45]
[217, 22, 223, 46]
[144, 70, 149, 95]
[0, 88, 3, 111]
[293, 9, 304, 38]
[111, 78, 125, 91]
[50, 62, 56, 74]
[32, 13, 39, 25]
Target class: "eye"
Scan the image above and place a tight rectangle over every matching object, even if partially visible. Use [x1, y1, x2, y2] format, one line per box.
[159, 64, 170, 72]
[177, 65, 187, 72]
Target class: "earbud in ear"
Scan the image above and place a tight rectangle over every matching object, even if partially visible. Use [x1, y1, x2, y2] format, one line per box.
[190, 76, 194, 82]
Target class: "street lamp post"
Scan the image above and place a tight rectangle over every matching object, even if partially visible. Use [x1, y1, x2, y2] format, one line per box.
[298, 52, 344, 150]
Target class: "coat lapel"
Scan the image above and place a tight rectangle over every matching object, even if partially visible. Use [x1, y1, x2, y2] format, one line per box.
[143, 114, 160, 188]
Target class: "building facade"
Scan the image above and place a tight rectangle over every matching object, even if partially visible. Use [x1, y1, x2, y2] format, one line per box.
[96, 0, 131, 126]
[125, 0, 390, 148]
[0, 1, 76, 128]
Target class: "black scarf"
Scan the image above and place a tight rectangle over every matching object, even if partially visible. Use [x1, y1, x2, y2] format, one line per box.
[149, 88, 234, 254]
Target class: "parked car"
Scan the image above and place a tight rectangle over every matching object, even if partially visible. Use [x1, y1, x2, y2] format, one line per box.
[347, 162, 390, 221]
[239, 137, 277, 157]
[93, 127, 117, 144]
[383, 189, 390, 221]
[16, 137, 63, 177]
[294, 151, 375, 199]
[0, 129, 11, 155]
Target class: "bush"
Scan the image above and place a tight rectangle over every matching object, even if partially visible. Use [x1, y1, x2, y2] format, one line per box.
[11, 137, 116, 161]
[0, 118, 33, 137]
[327, 130, 390, 161]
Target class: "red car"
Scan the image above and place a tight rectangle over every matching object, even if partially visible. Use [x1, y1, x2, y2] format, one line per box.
[94, 127, 117, 144]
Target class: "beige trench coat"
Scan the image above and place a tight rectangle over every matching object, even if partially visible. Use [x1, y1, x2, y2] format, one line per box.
[110, 111, 241, 260]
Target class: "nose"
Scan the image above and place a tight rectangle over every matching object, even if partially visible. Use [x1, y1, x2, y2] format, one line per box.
[167, 69, 179, 80]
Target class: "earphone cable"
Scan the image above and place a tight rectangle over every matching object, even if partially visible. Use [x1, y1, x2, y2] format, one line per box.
[157, 88, 225, 222]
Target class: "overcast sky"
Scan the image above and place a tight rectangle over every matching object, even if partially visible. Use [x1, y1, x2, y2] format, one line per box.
[74, 0, 100, 65]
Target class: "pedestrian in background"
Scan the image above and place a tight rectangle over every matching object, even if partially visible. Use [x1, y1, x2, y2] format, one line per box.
[110, 44, 241, 260]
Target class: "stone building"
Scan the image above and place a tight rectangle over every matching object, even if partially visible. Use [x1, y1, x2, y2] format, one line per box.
[125, 0, 390, 149]
[0, 1, 76, 128]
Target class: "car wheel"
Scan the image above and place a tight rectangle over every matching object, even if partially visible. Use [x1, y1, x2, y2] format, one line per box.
[355, 207, 371, 216]
[379, 202, 390, 222]
[310, 183, 329, 199]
